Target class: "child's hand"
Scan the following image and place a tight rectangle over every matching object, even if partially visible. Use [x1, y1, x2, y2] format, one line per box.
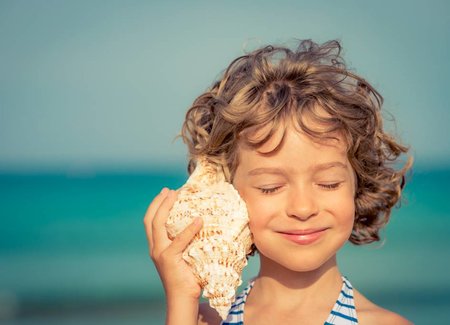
[143, 188, 204, 302]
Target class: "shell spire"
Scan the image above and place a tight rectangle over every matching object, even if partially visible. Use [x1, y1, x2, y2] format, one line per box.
[166, 157, 253, 320]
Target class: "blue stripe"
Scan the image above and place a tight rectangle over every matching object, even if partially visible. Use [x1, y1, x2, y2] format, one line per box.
[230, 299, 245, 308]
[324, 322, 333, 325]
[340, 290, 353, 299]
[336, 300, 356, 309]
[330, 310, 358, 322]
[343, 279, 353, 290]
[222, 322, 243, 325]
[229, 310, 243, 315]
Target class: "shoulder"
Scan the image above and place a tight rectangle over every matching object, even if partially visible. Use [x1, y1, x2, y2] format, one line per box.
[198, 302, 222, 325]
[353, 289, 413, 325]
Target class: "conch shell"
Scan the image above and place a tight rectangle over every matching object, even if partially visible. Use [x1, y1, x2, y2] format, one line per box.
[166, 157, 253, 319]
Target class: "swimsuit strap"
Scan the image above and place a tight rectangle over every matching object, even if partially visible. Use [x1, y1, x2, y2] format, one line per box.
[324, 276, 359, 324]
[221, 278, 254, 325]
[222, 276, 358, 325]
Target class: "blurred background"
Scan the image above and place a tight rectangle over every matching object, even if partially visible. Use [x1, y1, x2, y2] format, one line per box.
[1, 0, 449, 324]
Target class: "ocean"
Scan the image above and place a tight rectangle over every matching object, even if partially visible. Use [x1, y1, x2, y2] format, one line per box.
[0, 167, 449, 324]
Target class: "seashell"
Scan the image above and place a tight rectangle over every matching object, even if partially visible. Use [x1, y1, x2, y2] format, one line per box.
[166, 157, 253, 319]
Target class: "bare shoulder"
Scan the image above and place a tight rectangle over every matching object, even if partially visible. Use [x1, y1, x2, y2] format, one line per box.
[353, 289, 413, 325]
[198, 302, 222, 325]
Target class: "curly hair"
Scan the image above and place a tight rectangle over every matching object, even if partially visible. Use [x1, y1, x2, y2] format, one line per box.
[181, 39, 413, 245]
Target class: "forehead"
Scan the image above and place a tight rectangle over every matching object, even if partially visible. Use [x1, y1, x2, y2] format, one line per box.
[234, 124, 354, 186]
[239, 125, 348, 163]
[242, 107, 348, 155]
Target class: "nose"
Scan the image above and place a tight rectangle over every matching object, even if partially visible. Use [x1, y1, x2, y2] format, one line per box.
[286, 185, 319, 221]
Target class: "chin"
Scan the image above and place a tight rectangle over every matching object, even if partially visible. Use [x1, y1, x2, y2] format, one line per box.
[282, 255, 332, 273]
[259, 246, 336, 273]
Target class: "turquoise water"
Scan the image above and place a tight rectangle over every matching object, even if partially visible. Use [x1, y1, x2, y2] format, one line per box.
[0, 168, 449, 324]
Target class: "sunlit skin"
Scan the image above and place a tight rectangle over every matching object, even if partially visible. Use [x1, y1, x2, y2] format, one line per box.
[234, 124, 356, 269]
[231, 119, 357, 320]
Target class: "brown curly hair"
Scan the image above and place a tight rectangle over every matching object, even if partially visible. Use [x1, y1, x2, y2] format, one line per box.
[181, 39, 413, 245]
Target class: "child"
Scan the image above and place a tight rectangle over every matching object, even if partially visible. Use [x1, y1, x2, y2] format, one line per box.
[144, 39, 413, 324]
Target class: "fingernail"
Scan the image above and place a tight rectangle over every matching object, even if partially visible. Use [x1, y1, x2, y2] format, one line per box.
[160, 187, 168, 194]
[193, 217, 202, 226]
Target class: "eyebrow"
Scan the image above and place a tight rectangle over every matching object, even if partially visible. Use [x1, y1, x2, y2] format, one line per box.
[311, 161, 348, 172]
[248, 167, 286, 176]
[247, 161, 348, 176]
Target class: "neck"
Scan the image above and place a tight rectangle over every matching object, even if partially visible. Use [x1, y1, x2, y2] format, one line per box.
[258, 253, 341, 287]
[248, 254, 343, 309]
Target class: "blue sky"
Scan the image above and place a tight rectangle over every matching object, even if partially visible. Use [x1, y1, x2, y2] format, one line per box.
[1, 0, 449, 172]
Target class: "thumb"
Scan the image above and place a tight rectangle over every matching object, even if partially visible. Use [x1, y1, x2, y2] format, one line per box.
[167, 217, 203, 254]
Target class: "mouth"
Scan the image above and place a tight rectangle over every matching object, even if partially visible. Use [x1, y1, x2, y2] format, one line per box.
[278, 227, 329, 235]
[277, 228, 328, 245]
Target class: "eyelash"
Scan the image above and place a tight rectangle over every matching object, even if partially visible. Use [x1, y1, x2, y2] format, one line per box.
[259, 187, 282, 194]
[319, 183, 341, 190]
[258, 183, 341, 194]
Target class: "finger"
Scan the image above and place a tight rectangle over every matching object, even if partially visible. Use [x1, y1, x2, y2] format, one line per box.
[152, 189, 179, 252]
[167, 217, 203, 254]
[143, 187, 169, 248]
[144, 187, 169, 224]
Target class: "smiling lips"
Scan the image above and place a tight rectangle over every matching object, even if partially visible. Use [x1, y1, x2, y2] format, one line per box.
[278, 228, 328, 245]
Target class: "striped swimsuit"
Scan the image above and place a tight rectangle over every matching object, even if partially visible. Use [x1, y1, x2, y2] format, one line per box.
[221, 276, 358, 325]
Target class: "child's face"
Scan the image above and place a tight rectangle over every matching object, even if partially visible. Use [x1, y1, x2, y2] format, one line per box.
[233, 120, 356, 272]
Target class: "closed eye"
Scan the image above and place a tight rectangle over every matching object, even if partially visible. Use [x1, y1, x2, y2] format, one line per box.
[259, 186, 282, 194]
[318, 183, 341, 190]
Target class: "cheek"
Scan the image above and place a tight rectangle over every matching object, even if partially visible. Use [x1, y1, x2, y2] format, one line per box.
[322, 188, 356, 228]
[239, 190, 275, 230]
[335, 198, 356, 230]
[244, 195, 266, 226]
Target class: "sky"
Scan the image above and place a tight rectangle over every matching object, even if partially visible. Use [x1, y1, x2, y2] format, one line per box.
[1, 0, 449, 173]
